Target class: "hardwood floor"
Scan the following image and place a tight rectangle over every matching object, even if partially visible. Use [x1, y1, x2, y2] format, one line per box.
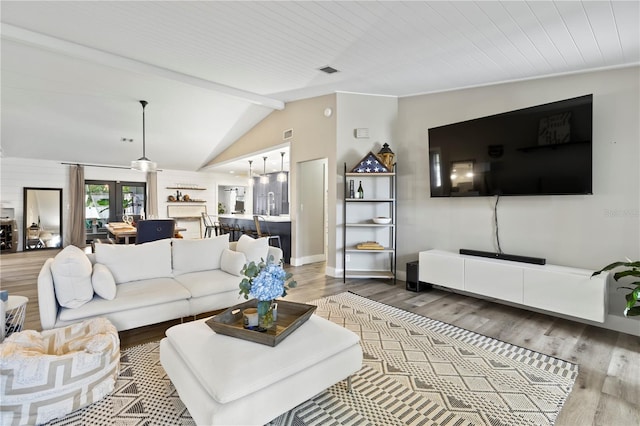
[1, 249, 638, 425]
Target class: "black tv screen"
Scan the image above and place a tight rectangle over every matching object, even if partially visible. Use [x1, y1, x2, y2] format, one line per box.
[428, 94, 593, 197]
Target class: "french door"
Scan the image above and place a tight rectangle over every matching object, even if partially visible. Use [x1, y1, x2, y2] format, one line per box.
[85, 180, 146, 239]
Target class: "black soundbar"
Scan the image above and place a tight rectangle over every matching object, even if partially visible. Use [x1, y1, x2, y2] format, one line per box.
[459, 249, 546, 265]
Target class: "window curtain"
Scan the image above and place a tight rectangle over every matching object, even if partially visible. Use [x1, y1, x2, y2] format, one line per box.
[68, 165, 85, 247]
[146, 171, 158, 218]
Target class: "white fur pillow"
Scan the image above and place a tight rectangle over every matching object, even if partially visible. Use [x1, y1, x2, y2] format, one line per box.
[235, 235, 269, 265]
[171, 234, 229, 276]
[92, 263, 116, 300]
[95, 239, 172, 284]
[51, 245, 94, 308]
[220, 248, 247, 277]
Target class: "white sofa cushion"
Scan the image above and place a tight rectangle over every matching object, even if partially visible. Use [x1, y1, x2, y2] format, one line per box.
[37, 258, 58, 330]
[235, 235, 269, 265]
[92, 263, 116, 300]
[50, 245, 94, 308]
[95, 239, 172, 284]
[173, 269, 242, 298]
[172, 235, 229, 276]
[220, 248, 246, 277]
[59, 277, 191, 322]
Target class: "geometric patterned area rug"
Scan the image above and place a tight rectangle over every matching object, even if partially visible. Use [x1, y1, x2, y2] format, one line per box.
[48, 292, 578, 426]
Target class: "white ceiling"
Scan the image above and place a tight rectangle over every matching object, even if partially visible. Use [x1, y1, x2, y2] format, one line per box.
[1, 1, 638, 172]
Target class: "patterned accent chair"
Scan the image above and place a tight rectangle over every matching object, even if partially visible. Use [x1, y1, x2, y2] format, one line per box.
[0, 318, 120, 425]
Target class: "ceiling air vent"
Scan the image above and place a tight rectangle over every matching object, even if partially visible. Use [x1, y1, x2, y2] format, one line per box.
[319, 66, 339, 74]
[283, 129, 293, 140]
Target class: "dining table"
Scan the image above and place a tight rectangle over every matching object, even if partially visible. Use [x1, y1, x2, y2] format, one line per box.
[106, 222, 186, 244]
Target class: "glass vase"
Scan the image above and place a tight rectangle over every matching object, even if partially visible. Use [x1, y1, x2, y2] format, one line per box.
[257, 300, 275, 330]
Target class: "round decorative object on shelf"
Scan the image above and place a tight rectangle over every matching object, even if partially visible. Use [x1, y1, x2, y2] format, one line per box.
[372, 217, 391, 224]
[183, 194, 190, 201]
[168, 195, 176, 202]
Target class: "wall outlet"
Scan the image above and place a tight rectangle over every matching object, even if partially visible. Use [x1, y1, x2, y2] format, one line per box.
[345, 255, 350, 262]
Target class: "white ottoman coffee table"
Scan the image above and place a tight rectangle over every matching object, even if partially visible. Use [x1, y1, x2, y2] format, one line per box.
[160, 314, 362, 426]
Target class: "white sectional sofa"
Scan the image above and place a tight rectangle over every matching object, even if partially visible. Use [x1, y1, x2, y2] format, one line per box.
[37, 234, 282, 331]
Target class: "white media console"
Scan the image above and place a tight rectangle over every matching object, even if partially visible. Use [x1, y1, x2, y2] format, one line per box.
[418, 249, 607, 323]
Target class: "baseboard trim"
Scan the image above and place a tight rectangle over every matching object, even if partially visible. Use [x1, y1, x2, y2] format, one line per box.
[327, 268, 405, 282]
[326, 266, 339, 277]
[290, 254, 326, 267]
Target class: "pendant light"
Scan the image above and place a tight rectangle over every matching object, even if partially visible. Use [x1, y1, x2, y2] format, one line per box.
[131, 100, 157, 172]
[277, 151, 287, 182]
[247, 160, 254, 186]
[260, 156, 269, 184]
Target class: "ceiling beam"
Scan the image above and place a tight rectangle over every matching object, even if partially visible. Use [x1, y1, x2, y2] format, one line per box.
[1, 23, 285, 110]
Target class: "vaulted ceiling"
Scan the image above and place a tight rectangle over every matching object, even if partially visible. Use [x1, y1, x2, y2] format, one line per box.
[1, 1, 638, 172]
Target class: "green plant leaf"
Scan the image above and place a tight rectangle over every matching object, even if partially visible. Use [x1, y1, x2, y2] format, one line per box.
[625, 306, 640, 316]
[613, 269, 640, 281]
[592, 261, 640, 277]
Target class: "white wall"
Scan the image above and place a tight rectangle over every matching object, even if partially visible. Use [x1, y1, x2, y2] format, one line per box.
[334, 93, 398, 275]
[396, 67, 639, 271]
[396, 67, 640, 332]
[1, 158, 68, 251]
[215, 94, 337, 268]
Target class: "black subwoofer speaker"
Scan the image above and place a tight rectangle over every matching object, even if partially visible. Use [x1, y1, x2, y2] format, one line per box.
[406, 261, 432, 292]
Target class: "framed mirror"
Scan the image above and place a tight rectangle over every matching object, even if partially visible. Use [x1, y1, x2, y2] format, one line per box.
[23, 187, 63, 250]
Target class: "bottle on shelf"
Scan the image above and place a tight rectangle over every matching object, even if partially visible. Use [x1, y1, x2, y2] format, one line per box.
[357, 181, 364, 199]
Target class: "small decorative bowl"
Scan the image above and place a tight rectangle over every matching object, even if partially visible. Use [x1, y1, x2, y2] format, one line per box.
[372, 217, 391, 224]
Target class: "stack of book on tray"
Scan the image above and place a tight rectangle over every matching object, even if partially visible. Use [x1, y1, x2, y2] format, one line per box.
[356, 241, 383, 250]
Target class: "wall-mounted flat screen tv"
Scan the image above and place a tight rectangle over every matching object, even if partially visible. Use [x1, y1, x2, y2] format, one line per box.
[428, 94, 593, 197]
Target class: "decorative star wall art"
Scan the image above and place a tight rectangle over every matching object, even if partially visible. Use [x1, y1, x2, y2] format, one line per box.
[350, 152, 392, 173]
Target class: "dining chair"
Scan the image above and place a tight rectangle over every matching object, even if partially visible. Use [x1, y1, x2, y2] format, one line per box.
[201, 213, 218, 238]
[135, 219, 175, 244]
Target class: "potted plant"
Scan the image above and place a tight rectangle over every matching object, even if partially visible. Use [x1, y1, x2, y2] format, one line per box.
[592, 260, 640, 316]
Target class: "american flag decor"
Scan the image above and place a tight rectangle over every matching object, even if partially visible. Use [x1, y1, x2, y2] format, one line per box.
[350, 152, 391, 173]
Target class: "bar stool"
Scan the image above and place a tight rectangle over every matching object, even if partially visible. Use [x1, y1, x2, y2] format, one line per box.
[219, 223, 231, 238]
[219, 223, 242, 241]
[253, 215, 281, 248]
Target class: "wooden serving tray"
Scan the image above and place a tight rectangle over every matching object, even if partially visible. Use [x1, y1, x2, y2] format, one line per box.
[205, 299, 317, 347]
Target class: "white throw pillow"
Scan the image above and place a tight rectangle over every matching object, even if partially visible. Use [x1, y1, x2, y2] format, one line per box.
[235, 235, 269, 265]
[50, 245, 94, 308]
[92, 263, 117, 300]
[220, 248, 247, 277]
[95, 239, 172, 284]
[172, 234, 229, 276]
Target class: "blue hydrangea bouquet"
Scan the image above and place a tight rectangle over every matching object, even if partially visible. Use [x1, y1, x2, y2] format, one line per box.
[239, 256, 297, 330]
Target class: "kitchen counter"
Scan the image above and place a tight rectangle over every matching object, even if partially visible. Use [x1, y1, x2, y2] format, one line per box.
[217, 214, 291, 223]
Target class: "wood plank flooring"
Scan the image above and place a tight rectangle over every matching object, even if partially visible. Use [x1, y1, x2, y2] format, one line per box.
[1, 249, 638, 425]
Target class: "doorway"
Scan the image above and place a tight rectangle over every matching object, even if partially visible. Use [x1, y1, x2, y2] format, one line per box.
[217, 186, 248, 214]
[85, 180, 146, 243]
[296, 158, 328, 265]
